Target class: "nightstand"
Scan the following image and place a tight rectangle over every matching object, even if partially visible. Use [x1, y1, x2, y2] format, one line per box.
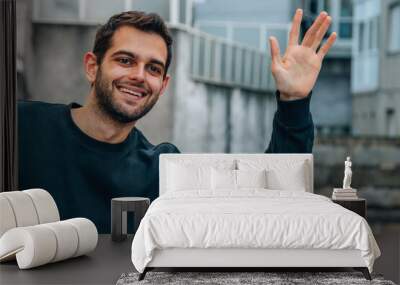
[332, 198, 366, 218]
[111, 197, 150, 242]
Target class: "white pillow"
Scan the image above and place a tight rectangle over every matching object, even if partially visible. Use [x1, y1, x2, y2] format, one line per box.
[166, 159, 236, 192]
[237, 159, 309, 191]
[236, 169, 267, 188]
[211, 169, 267, 190]
[266, 167, 307, 191]
[211, 168, 236, 190]
[167, 162, 211, 191]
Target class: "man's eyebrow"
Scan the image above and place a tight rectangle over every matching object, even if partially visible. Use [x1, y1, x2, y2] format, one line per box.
[112, 50, 165, 69]
[111, 50, 135, 58]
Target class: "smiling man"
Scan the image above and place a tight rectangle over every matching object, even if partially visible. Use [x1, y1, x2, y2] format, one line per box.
[18, 10, 336, 233]
[72, 25, 170, 143]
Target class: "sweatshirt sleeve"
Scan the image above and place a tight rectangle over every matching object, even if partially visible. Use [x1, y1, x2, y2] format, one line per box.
[264, 91, 314, 153]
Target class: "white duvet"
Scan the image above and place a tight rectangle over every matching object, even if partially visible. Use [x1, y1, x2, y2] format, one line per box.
[131, 190, 380, 273]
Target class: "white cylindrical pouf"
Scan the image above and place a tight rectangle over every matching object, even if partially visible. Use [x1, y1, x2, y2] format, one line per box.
[42, 221, 79, 262]
[66, 218, 98, 257]
[23, 189, 60, 224]
[0, 219, 98, 269]
[0, 195, 17, 237]
[1, 192, 39, 227]
[0, 226, 57, 269]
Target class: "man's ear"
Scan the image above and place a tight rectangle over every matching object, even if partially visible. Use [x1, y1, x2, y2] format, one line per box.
[159, 74, 170, 97]
[84, 52, 98, 84]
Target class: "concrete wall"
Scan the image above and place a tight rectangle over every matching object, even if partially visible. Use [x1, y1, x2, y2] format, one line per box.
[353, 91, 400, 136]
[27, 24, 95, 105]
[352, 92, 379, 135]
[167, 27, 275, 152]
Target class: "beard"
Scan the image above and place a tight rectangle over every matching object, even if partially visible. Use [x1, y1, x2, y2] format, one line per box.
[94, 68, 159, 124]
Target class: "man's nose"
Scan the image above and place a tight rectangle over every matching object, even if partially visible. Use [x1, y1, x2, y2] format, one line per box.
[128, 64, 145, 82]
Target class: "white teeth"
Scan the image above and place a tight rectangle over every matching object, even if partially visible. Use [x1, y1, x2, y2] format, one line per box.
[119, 87, 144, 97]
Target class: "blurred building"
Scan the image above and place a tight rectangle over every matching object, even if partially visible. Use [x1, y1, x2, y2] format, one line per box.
[196, 0, 353, 137]
[352, 0, 400, 137]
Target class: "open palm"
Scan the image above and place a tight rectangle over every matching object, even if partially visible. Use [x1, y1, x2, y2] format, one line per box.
[269, 9, 337, 101]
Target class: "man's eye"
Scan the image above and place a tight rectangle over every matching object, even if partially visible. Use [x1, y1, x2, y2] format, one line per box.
[118, 58, 132, 65]
[148, 65, 162, 75]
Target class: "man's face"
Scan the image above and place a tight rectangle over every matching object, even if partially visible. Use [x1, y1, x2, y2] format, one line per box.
[94, 26, 169, 123]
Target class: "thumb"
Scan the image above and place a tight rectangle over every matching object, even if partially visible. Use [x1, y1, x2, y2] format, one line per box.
[269, 37, 282, 65]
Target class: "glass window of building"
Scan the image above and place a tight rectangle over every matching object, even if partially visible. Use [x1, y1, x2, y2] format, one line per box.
[369, 17, 378, 50]
[339, 0, 352, 39]
[340, 0, 352, 17]
[389, 3, 400, 52]
[358, 22, 365, 52]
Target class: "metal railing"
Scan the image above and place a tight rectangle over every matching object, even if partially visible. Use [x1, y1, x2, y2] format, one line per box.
[194, 20, 291, 52]
[190, 28, 275, 91]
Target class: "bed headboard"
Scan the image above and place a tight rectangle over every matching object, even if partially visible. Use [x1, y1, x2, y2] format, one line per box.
[159, 153, 314, 195]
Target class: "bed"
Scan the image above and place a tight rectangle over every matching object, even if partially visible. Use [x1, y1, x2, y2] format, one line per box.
[131, 154, 381, 280]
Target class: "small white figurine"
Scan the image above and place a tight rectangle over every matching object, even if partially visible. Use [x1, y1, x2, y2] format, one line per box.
[343, 156, 352, 189]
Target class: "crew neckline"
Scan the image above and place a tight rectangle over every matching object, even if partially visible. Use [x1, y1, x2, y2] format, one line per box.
[65, 102, 137, 153]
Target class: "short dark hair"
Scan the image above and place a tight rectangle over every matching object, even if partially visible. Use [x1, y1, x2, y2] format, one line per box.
[93, 11, 173, 76]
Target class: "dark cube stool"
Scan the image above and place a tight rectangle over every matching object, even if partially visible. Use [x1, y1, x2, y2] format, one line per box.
[332, 198, 366, 218]
[111, 197, 150, 242]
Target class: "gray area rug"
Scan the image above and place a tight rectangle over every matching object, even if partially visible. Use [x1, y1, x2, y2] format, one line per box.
[117, 272, 396, 285]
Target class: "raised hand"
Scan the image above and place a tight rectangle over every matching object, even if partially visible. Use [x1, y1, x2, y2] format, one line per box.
[269, 9, 337, 101]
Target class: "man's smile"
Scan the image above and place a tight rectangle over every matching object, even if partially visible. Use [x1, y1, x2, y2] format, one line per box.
[115, 83, 148, 99]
